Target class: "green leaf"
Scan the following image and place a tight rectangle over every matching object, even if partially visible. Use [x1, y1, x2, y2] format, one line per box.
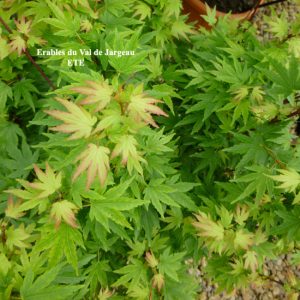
[269, 168, 300, 193]
[0, 253, 11, 276]
[88, 180, 147, 231]
[193, 211, 224, 241]
[84, 260, 111, 295]
[201, 3, 217, 26]
[0, 37, 10, 60]
[113, 259, 147, 289]
[224, 129, 269, 171]
[144, 179, 180, 216]
[186, 92, 227, 121]
[272, 208, 300, 240]
[1, 141, 38, 179]
[267, 56, 300, 98]
[232, 165, 274, 203]
[13, 79, 38, 111]
[210, 57, 251, 85]
[35, 224, 84, 273]
[149, 84, 182, 114]
[134, 2, 151, 20]
[216, 206, 233, 229]
[267, 14, 289, 40]
[43, 0, 81, 36]
[20, 265, 81, 300]
[0, 81, 12, 110]
[5, 224, 30, 250]
[106, 30, 150, 74]
[158, 248, 185, 282]
[171, 18, 193, 40]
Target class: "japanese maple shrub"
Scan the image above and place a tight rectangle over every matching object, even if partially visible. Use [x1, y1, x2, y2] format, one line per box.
[0, 0, 199, 299]
[1, 0, 300, 299]
[170, 7, 300, 294]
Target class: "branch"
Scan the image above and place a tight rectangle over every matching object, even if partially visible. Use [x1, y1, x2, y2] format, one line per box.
[288, 108, 300, 118]
[0, 16, 56, 90]
[258, 0, 287, 8]
[1, 223, 6, 245]
[248, 0, 263, 21]
[23, 49, 56, 90]
[258, 272, 284, 286]
[269, 108, 300, 124]
[262, 144, 286, 169]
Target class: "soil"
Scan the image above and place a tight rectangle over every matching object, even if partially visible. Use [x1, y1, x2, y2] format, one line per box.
[204, 0, 259, 13]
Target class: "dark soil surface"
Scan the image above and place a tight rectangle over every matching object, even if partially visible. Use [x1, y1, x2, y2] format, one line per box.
[205, 0, 259, 13]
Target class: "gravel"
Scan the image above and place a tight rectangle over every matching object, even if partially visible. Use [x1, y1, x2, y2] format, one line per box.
[253, 0, 300, 40]
[188, 254, 300, 299]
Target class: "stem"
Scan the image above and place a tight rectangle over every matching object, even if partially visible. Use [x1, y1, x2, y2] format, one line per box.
[269, 107, 300, 124]
[281, 33, 296, 43]
[1, 224, 6, 245]
[258, 271, 300, 292]
[262, 144, 286, 169]
[149, 288, 153, 300]
[124, 73, 136, 85]
[288, 108, 300, 118]
[76, 32, 85, 45]
[114, 86, 126, 115]
[258, 272, 284, 286]
[258, 0, 287, 8]
[23, 49, 56, 90]
[0, 16, 12, 33]
[248, 0, 263, 21]
[149, 278, 157, 300]
[0, 16, 56, 90]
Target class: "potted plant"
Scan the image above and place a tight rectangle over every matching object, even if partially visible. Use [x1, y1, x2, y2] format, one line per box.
[182, 0, 264, 27]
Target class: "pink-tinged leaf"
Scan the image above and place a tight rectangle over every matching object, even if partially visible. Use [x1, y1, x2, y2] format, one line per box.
[33, 164, 47, 182]
[9, 35, 26, 56]
[27, 163, 62, 199]
[73, 144, 110, 189]
[111, 135, 145, 174]
[4, 165, 61, 215]
[93, 109, 122, 134]
[14, 17, 32, 36]
[72, 154, 91, 182]
[126, 85, 168, 127]
[45, 97, 97, 140]
[50, 200, 78, 228]
[86, 162, 98, 189]
[5, 224, 30, 250]
[71, 80, 113, 112]
[5, 196, 25, 219]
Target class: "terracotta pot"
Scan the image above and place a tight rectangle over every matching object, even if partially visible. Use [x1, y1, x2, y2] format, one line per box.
[182, 0, 264, 28]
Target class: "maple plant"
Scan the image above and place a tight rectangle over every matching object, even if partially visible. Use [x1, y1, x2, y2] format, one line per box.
[169, 6, 300, 294]
[0, 0, 300, 299]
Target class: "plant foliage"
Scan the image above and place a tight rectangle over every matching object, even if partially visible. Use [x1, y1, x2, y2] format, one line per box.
[0, 0, 300, 299]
